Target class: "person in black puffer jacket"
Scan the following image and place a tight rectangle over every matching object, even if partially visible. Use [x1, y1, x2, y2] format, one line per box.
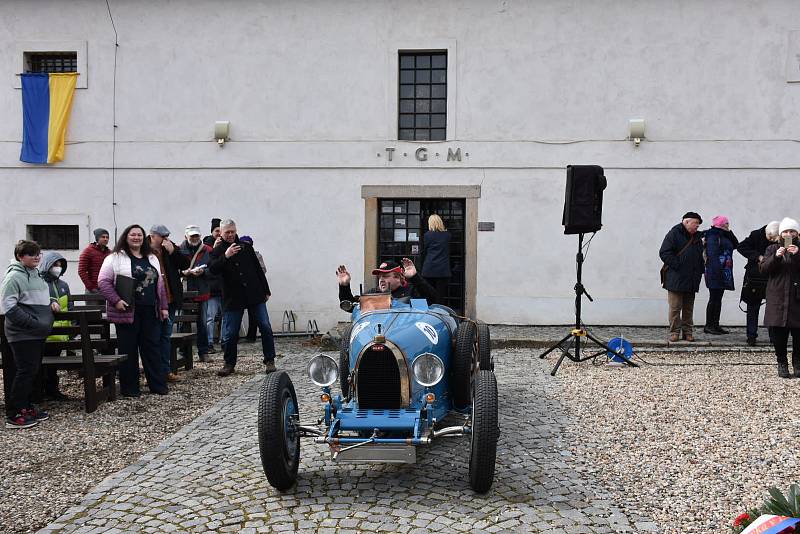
[208, 219, 276, 377]
[659, 212, 705, 342]
[737, 220, 780, 345]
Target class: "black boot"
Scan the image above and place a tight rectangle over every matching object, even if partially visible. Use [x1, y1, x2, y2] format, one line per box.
[778, 362, 791, 378]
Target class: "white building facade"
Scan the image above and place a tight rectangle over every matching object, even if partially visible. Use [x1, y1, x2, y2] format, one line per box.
[1, 0, 799, 331]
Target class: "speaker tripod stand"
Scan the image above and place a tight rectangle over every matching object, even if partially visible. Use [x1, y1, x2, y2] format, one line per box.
[539, 233, 639, 376]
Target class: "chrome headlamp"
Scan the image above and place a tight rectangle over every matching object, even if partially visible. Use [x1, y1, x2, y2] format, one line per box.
[412, 353, 444, 387]
[307, 354, 339, 387]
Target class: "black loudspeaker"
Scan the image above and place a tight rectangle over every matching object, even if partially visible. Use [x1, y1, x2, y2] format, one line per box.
[562, 165, 606, 234]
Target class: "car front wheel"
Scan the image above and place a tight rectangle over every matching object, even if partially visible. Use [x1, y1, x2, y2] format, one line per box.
[258, 370, 300, 491]
[469, 370, 498, 493]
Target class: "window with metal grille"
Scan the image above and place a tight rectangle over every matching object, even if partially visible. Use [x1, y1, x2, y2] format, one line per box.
[27, 225, 80, 250]
[24, 52, 78, 73]
[398, 51, 447, 141]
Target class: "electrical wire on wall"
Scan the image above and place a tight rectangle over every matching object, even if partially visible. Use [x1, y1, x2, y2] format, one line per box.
[105, 0, 119, 241]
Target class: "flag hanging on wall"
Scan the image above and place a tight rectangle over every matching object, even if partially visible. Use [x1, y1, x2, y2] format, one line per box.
[20, 72, 78, 164]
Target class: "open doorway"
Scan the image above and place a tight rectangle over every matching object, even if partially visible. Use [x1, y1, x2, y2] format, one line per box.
[377, 198, 465, 313]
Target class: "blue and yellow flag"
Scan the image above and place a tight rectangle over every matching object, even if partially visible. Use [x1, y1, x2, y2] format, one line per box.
[20, 72, 78, 164]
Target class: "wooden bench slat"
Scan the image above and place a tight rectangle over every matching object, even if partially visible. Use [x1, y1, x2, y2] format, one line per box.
[49, 325, 106, 336]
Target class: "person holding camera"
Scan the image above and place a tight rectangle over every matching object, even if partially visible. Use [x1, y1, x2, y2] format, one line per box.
[179, 225, 215, 362]
[208, 219, 276, 376]
[759, 217, 800, 378]
[703, 216, 739, 335]
[737, 220, 780, 345]
[659, 212, 706, 342]
[97, 224, 169, 396]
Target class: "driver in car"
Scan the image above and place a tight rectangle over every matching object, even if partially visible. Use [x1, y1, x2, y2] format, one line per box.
[337, 258, 438, 305]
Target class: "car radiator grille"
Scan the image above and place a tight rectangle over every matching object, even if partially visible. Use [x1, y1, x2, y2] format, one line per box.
[357, 348, 402, 409]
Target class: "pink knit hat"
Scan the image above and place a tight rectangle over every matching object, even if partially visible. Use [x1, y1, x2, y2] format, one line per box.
[712, 215, 729, 228]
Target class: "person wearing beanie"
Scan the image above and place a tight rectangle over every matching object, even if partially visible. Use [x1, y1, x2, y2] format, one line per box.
[737, 220, 781, 345]
[659, 212, 705, 342]
[703, 216, 739, 335]
[759, 217, 800, 378]
[78, 227, 111, 292]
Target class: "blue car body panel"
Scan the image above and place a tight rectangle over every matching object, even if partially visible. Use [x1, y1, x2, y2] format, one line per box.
[329, 299, 460, 442]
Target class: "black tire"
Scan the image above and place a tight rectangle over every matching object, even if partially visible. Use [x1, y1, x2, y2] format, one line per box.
[258, 371, 300, 491]
[469, 370, 499, 494]
[451, 320, 476, 409]
[476, 320, 492, 370]
[339, 324, 352, 396]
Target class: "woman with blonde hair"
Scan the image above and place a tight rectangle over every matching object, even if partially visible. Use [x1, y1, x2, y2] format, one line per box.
[421, 214, 451, 305]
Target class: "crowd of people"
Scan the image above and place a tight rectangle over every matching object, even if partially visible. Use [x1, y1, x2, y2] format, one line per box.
[0, 218, 277, 428]
[660, 213, 800, 377]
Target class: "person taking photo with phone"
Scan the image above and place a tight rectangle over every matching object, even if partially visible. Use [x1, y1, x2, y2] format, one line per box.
[759, 217, 800, 378]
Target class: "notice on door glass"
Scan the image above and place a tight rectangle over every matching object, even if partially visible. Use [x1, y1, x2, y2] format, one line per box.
[394, 229, 407, 242]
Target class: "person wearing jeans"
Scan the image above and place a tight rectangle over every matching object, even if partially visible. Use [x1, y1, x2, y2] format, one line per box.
[148, 225, 189, 382]
[221, 303, 276, 368]
[208, 219, 277, 376]
[0, 240, 55, 429]
[179, 225, 214, 361]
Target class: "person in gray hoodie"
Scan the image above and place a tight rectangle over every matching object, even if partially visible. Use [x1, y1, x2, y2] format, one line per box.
[0, 240, 57, 428]
[36, 251, 72, 401]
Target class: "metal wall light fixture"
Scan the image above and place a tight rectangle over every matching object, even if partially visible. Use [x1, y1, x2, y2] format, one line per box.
[628, 119, 645, 147]
[214, 121, 230, 147]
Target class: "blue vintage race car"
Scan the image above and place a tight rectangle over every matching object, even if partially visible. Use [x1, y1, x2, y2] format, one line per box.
[257, 293, 499, 493]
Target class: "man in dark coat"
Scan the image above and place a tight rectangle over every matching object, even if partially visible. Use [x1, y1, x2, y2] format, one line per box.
[759, 217, 800, 378]
[659, 212, 705, 342]
[337, 258, 438, 305]
[148, 225, 190, 382]
[736, 221, 780, 345]
[209, 219, 276, 376]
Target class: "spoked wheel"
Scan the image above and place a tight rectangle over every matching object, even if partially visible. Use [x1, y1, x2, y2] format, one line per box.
[476, 320, 492, 370]
[451, 320, 477, 409]
[339, 324, 352, 396]
[258, 371, 300, 491]
[469, 370, 499, 493]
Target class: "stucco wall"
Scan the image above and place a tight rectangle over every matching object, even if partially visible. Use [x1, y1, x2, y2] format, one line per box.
[1, 0, 799, 330]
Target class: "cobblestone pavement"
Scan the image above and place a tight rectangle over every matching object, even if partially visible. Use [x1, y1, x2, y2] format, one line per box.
[41, 346, 657, 533]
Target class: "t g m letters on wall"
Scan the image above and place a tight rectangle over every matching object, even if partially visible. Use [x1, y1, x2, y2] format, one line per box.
[381, 146, 466, 162]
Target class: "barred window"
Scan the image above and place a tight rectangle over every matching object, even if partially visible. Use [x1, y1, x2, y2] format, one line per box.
[398, 51, 447, 141]
[25, 52, 78, 73]
[27, 225, 80, 250]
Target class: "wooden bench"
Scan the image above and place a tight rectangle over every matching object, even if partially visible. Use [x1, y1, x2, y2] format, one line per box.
[170, 291, 199, 372]
[1, 309, 127, 414]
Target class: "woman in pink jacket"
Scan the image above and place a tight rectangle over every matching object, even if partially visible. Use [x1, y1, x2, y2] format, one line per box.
[98, 224, 169, 396]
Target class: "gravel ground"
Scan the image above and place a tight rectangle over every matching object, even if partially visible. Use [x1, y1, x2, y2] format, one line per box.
[0, 339, 310, 534]
[549, 348, 796, 534]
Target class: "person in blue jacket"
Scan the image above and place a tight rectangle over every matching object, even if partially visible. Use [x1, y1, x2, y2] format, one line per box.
[703, 215, 739, 335]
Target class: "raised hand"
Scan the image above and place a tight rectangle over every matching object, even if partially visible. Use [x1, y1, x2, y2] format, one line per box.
[401, 257, 417, 278]
[336, 265, 351, 286]
[225, 243, 241, 258]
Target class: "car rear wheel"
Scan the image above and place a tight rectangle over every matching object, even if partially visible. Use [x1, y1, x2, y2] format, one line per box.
[340, 324, 352, 396]
[476, 320, 492, 370]
[258, 371, 300, 491]
[451, 320, 476, 409]
[469, 370, 498, 493]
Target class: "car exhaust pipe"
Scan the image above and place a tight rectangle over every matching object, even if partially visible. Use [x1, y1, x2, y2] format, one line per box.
[432, 425, 470, 438]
